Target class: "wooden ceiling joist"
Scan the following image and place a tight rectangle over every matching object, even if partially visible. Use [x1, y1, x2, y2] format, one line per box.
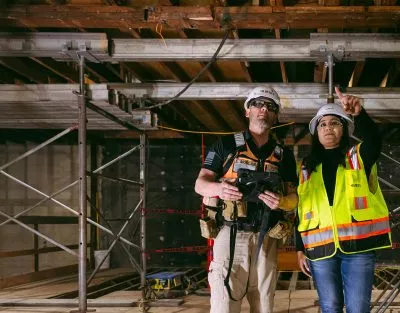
[1, 5, 400, 30]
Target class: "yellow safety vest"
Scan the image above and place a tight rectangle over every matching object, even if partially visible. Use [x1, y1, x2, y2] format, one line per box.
[297, 144, 392, 261]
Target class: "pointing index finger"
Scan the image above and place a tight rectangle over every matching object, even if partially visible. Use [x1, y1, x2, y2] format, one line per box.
[335, 86, 345, 100]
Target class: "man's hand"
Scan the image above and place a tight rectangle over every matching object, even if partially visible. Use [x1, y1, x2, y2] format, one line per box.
[218, 179, 242, 201]
[297, 251, 312, 278]
[258, 190, 282, 210]
[335, 86, 362, 116]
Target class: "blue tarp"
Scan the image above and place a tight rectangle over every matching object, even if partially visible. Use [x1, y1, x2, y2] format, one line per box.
[146, 272, 186, 280]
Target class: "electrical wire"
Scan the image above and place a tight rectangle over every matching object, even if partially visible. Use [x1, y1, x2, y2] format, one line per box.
[145, 28, 232, 110]
[157, 122, 295, 135]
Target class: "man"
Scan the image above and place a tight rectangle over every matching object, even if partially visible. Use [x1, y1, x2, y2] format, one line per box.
[195, 86, 298, 313]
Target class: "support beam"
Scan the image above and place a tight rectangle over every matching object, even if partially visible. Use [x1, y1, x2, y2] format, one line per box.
[382, 59, 400, 87]
[1, 84, 400, 126]
[1, 33, 400, 61]
[348, 61, 365, 87]
[0, 32, 108, 60]
[111, 38, 311, 61]
[113, 34, 400, 61]
[1, 5, 399, 30]
[274, 29, 288, 83]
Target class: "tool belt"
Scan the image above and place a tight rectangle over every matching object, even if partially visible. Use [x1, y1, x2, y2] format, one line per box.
[223, 219, 260, 233]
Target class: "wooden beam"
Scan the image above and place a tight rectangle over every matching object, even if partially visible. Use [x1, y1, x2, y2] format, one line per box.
[348, 61, 365, 87]
[319, 0, 341, 5]
[30, 57, 79, 83]
[382, 59, 400, 87]
[275, 29, 288, 83]
[0, 64, 30, 84]
[0, 264, 78, 289]
[1, 5, 400, 30]
[314, 28, 328, 83]
[232, 29, 253, 83]
[374, 0, 397, 5]
[0, 244, 81, 258]
[0, 58, 63, 83]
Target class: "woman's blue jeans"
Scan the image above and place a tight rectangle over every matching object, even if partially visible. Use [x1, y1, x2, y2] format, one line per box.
[309, 251, 376, 313]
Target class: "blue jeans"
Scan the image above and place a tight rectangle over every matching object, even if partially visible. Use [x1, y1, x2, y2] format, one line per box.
[309, 251, 376, 313]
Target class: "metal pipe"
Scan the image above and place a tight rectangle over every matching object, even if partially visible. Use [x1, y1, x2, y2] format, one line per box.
[327, 53, 334, 103]
[378, 177, 400, 191]
[0, 126, 77, 172]
[78, 55, 87, 313]
[351, 135, 400, 166]
[89, 145, 98, 269]
[87, 199, 143, 285]
[0, 211, 78, 256]
[93, 144, 143, 174]
[0, 181, 78, 227]
[86, 195, 142, 273]
[140, 133, 147, 306]
[86, 196, 141, 274]
[0, 170, 140, 249]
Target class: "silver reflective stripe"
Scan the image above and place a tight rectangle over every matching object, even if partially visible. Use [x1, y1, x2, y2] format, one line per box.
[305, 212, 313, 220]
[233, 162, 256, 172]
[301, 229, 334, 246]
[348, 146, 360, 170]
[337, 219, 390, 238]
[204, 151, 216, 166]
[301, 167, 309, 182]
[355, 197, 367, 210]
[234, 132, 245, 149]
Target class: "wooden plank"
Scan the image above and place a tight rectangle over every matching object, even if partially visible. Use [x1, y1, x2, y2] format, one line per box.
[0, 268, 134, 298]
[0, 5, 399, 30]
[0, 264, 78, 290]
[348, 61, 365, 87]
[0, 298, 184, 307]
[0, 244, 82, 258]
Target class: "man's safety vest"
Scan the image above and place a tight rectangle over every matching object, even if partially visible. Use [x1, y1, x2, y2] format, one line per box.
[297, 144, 392, 261]
[222, 132, 283, 180]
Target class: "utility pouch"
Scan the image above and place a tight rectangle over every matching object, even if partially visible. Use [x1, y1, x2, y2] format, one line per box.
[200, 217, 219, 239]
[268, 211, 295, 245]
[268, 221, 290, 240]
[199, 197, 223, 239]
[223, 200, 247, 221]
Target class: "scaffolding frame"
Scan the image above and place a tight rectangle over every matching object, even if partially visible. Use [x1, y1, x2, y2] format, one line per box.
[0, 32, 399, 312]
[0, 55, 148, 313]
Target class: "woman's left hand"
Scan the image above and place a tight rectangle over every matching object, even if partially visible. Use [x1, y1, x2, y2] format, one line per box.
[335, 86, 362, 116]
[258, 190, 281, 210]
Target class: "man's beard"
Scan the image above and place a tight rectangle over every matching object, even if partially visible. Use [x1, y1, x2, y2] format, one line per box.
[254, 118, 272, 130]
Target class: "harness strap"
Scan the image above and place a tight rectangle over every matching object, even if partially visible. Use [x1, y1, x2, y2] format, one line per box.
[224, 202, 249, 301]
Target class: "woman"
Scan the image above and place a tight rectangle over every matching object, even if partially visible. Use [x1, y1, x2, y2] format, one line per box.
[296, 87, 392, 313]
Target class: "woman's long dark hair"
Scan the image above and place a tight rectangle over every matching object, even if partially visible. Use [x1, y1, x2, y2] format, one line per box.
[303, 117, 351, 173]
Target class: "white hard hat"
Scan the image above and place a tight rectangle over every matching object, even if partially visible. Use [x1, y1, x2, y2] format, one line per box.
[244, 87, 281, 110]
[309, 104, 354, 135]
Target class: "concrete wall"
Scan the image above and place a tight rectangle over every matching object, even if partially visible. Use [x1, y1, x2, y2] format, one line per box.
[0, 142, 84, 277]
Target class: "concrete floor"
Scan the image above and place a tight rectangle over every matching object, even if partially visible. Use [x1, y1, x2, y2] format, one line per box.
[0, 291, 399, 313]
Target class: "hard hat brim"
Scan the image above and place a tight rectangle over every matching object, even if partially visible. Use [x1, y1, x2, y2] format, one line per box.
[309, 113, 354, 135]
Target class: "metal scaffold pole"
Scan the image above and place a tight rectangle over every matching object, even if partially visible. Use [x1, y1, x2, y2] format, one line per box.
[327, 53, 334, 103]
[140, 132, 148, 311]
[78, 55, 88, 313]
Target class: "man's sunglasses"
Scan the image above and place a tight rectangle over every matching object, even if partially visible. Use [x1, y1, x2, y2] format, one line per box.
[248, 99, 279, 114]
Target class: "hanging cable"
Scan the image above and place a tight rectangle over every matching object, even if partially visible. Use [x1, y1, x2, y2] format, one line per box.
[157, 122, 295, 135]
[145, 28, 231, 110]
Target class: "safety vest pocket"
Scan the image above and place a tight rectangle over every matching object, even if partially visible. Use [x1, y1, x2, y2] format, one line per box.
[297, 209, 319, 232]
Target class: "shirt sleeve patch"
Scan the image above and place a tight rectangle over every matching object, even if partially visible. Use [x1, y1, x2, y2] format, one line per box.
[204, 151, 216, 166]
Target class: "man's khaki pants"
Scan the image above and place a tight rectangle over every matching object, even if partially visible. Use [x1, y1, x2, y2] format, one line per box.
[208, 226, 278, 313]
